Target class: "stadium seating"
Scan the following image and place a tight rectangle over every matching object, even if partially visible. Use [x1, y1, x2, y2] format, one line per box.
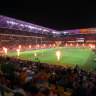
[0, 52, 96, 96]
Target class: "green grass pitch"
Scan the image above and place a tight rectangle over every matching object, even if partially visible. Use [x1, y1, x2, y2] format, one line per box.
[7, 47, 96, 71]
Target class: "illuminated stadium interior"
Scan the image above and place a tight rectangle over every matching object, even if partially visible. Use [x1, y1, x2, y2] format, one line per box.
[1, 15, 96, 96]
[0, 15, 96, 71]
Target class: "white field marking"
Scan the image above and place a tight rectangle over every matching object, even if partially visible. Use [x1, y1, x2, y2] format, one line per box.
[81, 52, 92, 65]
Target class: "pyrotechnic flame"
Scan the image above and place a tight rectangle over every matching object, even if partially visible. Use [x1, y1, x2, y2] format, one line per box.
[56, 51, 60, 61]
[17, 49, 20, 56]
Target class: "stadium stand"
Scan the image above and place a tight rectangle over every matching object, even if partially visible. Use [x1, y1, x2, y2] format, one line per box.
[0, 56, 96, 96]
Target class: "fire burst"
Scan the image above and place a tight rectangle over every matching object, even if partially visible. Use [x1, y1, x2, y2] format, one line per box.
[17, 49, 20, 56]
[3, 47, 7, 55]
[56, 51, 60, 61]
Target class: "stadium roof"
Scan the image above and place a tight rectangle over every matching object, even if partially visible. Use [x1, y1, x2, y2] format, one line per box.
[0, 15, 96, 35]
[0, 15, 57, 33]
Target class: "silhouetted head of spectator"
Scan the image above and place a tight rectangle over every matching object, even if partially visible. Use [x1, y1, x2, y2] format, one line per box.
[40, 86, 50, 96]
[23, 82, 39, 96]
[6, 57, 10, 62]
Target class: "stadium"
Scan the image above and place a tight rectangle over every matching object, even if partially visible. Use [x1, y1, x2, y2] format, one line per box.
[0, 15, 96, 71]
[0, 15, 96, 96]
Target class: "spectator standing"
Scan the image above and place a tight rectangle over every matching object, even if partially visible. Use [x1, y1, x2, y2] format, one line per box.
[1, 57, 15, 89]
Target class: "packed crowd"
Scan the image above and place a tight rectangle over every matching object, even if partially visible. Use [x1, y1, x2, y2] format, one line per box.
[0, 34, 56, 53]
[0, 56, 96, 96]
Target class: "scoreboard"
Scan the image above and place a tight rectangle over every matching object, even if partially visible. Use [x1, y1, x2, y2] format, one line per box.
[76, 38, 84, 42]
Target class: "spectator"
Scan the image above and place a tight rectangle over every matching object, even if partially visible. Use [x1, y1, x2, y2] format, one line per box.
[23, 82, 39, 96]
[1, 57, 15, 89]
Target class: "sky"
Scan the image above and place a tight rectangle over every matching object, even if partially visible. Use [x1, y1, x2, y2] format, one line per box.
[0, 1, 96, 31]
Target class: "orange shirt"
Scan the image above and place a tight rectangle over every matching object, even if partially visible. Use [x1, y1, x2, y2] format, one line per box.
[20, 72, 28, 82]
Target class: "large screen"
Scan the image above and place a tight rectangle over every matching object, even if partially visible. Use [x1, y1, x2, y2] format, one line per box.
[76, 38, 84, 42]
